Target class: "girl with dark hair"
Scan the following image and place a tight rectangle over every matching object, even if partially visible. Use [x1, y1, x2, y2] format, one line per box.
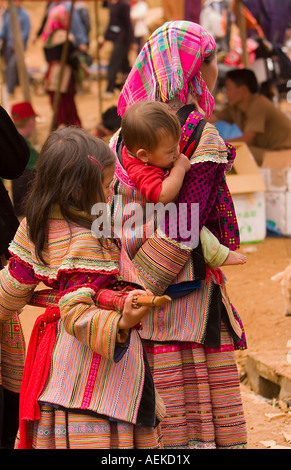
[0, 126, 165, 449]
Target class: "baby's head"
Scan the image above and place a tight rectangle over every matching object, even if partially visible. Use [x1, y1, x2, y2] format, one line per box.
[121, 101, 181, 169]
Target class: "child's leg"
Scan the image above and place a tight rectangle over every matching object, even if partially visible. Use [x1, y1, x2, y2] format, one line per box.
[200, 226, 247, 268]
[222, 251, 247, 266]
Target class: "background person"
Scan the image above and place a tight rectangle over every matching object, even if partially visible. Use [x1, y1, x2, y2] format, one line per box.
[130, 0, 149, 53]
[102, 0, 134, 98]
[11, 101, 39, 218]
[0, 0, 30, 96]
[93, 105, 121, 142]
[41, 2, 90, 128]
[212, 68, 291, 165]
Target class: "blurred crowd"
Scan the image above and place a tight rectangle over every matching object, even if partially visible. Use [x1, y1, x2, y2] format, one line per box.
[0, 1, 290, 118]
[0, 0, 290, 216]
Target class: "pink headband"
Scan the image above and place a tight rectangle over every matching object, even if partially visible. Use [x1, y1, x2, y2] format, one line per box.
[88, 155, 103, 170]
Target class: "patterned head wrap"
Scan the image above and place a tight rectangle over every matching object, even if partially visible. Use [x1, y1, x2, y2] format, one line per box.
[118, 21, 216, 119]
[41, 3, 69, 44]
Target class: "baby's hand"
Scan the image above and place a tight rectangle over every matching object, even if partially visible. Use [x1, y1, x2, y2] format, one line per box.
[118, 289, 153, 330]
[173, 153, 191, 172]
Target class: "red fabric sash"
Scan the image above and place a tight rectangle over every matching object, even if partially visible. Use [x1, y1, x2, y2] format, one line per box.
[205, 265, 224, 285]
[18, 306, 60, 449]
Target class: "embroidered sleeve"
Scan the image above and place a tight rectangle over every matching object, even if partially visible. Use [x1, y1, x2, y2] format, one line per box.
[0, 259, 38, 321]
[192, 122, 228, 164]
[131, 230, 191, 295]
[58, 286, 125, 361]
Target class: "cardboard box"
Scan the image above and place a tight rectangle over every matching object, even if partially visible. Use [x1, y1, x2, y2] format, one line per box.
[226, 142, 266, 243]
[260, 150, 291, 235]
[261, 150, 291, 192]
[264, 191, 291, 235]
[227, 142, 266, 195]
[231, 192, 266, 244]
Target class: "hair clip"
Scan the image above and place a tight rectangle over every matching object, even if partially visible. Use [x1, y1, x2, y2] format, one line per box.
[88, 155, 103, 170]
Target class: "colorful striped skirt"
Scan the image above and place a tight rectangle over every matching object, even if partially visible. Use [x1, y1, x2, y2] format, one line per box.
[144, 324, 247, 449]
[14, 407, 164, 449]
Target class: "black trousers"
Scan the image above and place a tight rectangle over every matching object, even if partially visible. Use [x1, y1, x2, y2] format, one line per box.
[2, 48, 18, 95]
[106, 41, 131, 93]
[0, 386, 19, 448]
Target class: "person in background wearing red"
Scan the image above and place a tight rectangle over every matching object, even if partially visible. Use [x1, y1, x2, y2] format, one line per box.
[41, 3, 91, 128]
[11, 102, 39, 218]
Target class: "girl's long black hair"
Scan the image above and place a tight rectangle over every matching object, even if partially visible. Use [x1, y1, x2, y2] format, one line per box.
[24, 126, 116, 264]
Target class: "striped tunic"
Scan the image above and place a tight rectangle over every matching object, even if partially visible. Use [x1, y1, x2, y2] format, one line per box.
[110, 123, 248, 448]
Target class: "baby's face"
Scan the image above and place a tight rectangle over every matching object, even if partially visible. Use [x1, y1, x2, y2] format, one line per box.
[147, 134, 181, 169]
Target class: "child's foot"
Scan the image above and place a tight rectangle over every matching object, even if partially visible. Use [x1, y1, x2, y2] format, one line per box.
[222, 251, 247, 266]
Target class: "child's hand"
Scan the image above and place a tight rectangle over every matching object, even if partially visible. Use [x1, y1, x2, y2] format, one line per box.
[173, 153, 191, 172]
[118, 289, 153, 330]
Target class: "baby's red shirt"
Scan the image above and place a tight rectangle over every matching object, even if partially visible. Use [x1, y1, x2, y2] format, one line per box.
[122, 146, 165, 203]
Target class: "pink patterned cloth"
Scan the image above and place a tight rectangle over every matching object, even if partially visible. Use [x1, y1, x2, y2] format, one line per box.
[118, 21, 216, 119]
[41, 3, 69, 44]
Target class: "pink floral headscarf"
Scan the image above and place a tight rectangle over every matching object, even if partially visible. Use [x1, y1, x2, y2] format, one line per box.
[41, 3, 69, 44]
[118, 21, 216, 119]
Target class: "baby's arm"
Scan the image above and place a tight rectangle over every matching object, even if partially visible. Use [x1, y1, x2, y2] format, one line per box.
[200, 226, 246, 269]
[158, 153, 191, 204]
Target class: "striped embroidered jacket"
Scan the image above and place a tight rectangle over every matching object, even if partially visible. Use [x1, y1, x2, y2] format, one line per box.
[110, 123, 245, 347]
[0, 210, 166, 425]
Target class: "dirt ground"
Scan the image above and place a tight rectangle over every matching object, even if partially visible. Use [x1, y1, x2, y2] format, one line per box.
[225, 237, 291, 449]
[3, 1, 291, 451]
